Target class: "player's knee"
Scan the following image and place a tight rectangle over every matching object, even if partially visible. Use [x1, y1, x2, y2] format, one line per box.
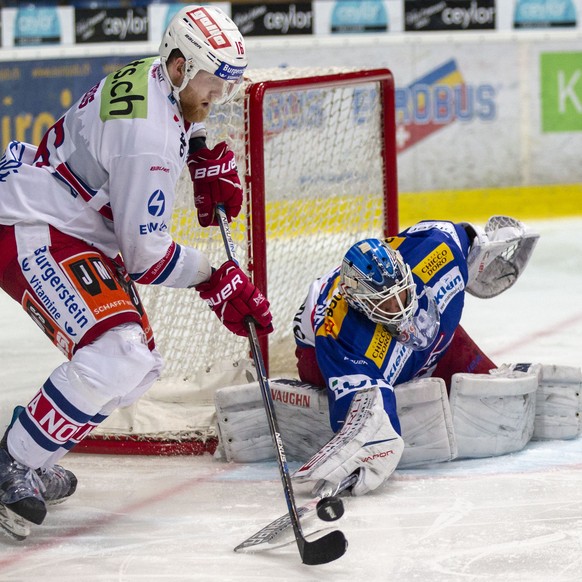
[66, 323, 160, 407]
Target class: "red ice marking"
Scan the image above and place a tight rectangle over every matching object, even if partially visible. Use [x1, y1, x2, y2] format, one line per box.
[0, 465, 236, 573]
[489, 311, 582, 359]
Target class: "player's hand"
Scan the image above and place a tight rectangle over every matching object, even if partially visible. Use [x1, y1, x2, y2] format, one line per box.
[195, 261, 273, 337]
[187, 142, 243, 228]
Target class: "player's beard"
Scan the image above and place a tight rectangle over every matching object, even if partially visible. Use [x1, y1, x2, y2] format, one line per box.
[181, 101, 210, 123]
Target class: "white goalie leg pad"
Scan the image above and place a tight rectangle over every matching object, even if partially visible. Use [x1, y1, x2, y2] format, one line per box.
[529, 364, 582, 440]
[214, 379, 333, 463]
[293, 387, 404, 496]
[215, 377, 456, 467]
[492, 363, 582, 440]
[396, 377, 457, 468]
[534, 364, 582, 439]
[450, 368, 538, 458]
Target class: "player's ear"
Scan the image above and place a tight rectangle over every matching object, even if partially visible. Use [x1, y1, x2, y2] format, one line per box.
[167, 55, 186, 86]
[175, 58, 186, 81]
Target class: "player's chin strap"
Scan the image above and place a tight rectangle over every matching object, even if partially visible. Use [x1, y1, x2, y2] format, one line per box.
[160, 58, 187, 112]
[465, 215, 540, 299]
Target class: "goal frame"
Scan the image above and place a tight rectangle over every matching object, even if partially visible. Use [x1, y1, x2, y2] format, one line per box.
[245, 68, 399, 371]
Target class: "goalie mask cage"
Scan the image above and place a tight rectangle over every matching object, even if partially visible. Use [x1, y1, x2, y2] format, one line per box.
[75, 67, 398, 455]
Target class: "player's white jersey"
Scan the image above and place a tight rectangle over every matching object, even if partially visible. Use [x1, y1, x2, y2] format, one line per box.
[0, 57, 207, 288]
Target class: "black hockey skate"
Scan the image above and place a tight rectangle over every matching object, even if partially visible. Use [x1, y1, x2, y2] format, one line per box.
[37, 464, 78, 505]
[0, 447, 47, 541]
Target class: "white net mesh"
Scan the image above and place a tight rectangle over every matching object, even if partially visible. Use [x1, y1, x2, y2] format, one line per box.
[90, 67, 394, 447]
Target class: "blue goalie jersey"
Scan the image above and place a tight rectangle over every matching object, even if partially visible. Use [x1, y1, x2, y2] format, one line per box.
[293, 220, 473, 432]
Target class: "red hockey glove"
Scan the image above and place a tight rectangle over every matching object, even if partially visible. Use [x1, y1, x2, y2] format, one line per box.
[187, 142, 243, 228]
[195, 261, 273, 337]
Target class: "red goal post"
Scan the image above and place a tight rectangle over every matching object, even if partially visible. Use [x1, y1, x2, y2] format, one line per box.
[246, 68, 398, 366]
[74, 67, 399, 456]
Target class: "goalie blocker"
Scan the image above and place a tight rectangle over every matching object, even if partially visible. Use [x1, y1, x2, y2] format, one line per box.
[215, 363, 582, 472]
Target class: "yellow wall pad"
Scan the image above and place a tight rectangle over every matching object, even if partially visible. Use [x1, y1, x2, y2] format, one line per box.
[171, 184, 581, 241]
[399, 184, 582, 229]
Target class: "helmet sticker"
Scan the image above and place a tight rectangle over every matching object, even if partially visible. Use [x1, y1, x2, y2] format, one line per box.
[216, 61, 246, 82]
[186, 7, 232, 50]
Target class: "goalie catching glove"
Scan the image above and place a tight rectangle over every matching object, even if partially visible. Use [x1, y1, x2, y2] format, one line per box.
[465, 215, 540, 299]
[195, 261, 273, 337]
[293, 387, 404, 496]
[187, 141, 243, 228]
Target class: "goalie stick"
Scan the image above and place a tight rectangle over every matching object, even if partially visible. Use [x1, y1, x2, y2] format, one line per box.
[216, 205, 348, 566]
[235, 472, 358, 553]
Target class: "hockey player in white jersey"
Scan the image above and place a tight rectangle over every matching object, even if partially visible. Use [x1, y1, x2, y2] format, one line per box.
[0, 5, 272, 540]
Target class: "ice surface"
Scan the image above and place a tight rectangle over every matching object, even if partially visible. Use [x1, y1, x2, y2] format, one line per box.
[1, 218, 581, 581]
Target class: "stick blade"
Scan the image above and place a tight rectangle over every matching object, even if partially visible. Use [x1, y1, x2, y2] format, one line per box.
[300, 529, 348, 565]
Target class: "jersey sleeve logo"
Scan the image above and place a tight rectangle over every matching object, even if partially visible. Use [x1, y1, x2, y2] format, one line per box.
[147, 190, 166, 217]
[0, 141, 26, 182]
[412, 242, 453, 283]
[365, 324, 393, 368]
[316, 293, 348, 339]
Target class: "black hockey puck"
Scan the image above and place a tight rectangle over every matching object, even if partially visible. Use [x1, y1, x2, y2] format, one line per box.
[316, 496, 344, 522]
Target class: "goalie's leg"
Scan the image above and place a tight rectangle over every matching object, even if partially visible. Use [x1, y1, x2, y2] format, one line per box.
[295, 345, 326, 388]
[432, 325, 496, 389]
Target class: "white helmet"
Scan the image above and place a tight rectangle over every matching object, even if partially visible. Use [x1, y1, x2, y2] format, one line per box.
[159, 5, 247, 105]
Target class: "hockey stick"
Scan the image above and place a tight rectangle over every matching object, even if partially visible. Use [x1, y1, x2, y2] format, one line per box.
[215, 205, 348, 566]
[235, 472, 358, 553]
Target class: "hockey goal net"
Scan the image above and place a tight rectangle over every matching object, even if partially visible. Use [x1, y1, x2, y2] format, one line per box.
[75, 67, 398, 455]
